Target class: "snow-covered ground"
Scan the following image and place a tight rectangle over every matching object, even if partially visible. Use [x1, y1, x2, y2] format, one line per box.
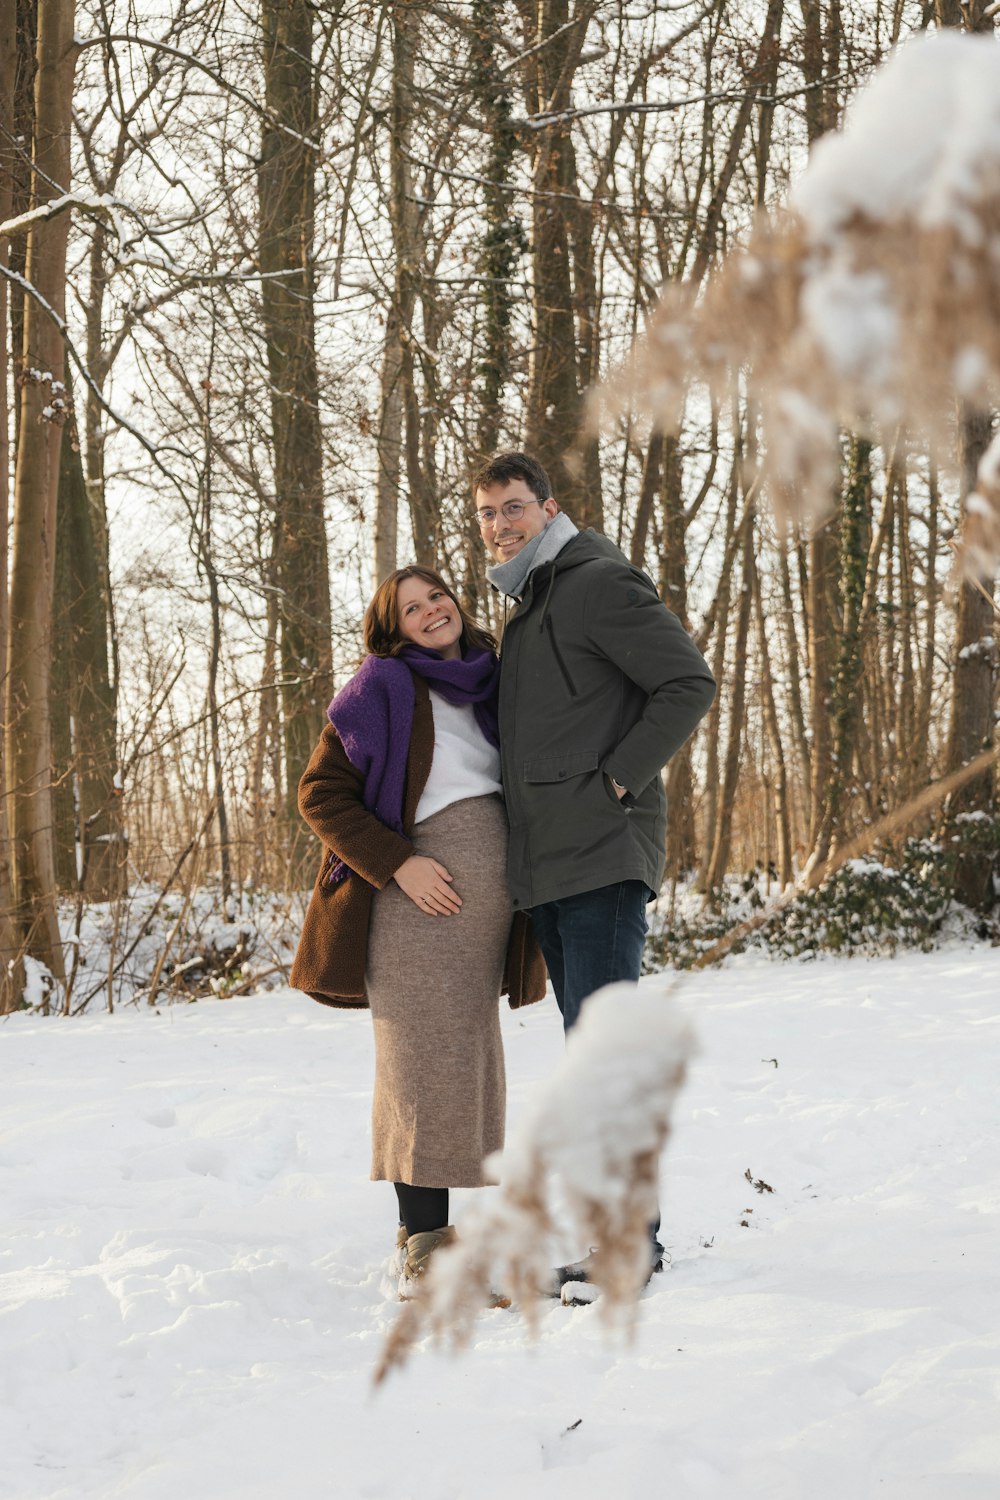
[2, 948, 999, 1500]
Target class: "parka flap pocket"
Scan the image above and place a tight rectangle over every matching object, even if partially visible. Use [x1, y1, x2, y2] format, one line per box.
[523, 750, 599, 784]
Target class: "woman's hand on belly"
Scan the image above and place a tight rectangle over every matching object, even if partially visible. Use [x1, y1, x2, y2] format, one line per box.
[392, 855, 463, 915]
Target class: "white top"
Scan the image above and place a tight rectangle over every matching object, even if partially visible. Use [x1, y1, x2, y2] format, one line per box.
[414, 693, 503, 824]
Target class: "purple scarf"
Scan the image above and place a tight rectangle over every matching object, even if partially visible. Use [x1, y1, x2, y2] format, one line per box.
[323, 645, 500, 886]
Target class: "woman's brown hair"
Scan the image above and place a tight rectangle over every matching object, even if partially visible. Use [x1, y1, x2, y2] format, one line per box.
[363, 566, 497, 659]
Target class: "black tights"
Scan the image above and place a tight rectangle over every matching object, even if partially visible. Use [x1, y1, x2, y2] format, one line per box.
[394, 1182, 449, 1237]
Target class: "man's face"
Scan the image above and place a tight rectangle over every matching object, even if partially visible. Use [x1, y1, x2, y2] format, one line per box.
[475, 479, 559, 564]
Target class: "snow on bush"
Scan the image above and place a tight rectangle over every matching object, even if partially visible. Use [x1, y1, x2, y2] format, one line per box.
[608, 32, 1000, 571]
[375, 982, 695, 1383]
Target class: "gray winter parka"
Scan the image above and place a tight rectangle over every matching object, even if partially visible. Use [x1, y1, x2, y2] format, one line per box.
[497, 528, 716, 910]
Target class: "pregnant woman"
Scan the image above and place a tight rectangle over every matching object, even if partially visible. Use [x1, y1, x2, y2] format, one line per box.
[291, 566, 544, 1296]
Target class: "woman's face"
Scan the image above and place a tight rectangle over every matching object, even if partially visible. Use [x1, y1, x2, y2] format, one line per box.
[395, 576, 463, 659]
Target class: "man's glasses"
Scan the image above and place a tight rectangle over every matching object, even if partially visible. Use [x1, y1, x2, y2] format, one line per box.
[474, 498, 545, 528]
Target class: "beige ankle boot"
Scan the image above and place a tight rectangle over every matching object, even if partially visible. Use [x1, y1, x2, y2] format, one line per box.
[397, 1225, 457, 1299]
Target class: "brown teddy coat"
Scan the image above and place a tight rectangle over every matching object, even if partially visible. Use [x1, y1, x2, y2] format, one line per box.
[290, 670, 546, 1010]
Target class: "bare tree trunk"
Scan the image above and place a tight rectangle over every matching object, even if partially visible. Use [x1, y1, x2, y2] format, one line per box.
[660, 433, 698, 879]
[6, 0, 76, 988]
[914, 457, 940, 770]
[384, 2, 438, 567]
[8, 0, 36, 463]
[944, 407, 997, 909]
[84, 226, 117, 697]
[750, 543, 794, 886]
[199, 363, 233, 917]
[704, 502, 754, 894]
[936, 1, 997, 910]
[258, 0, 332, 850]
[77, 234, 124, 899]
[375, 311, 403, 584]
[797, 0, 844, 867]
[816, 438, 872, 856]
[777, 527, 810, 795]
[472, 0, 523, 462]
[696, 443, 741, 892]
[50, 368, 123, 897]
[51, 427, 79, 890]
[0, 4, 26, 1009]
[935, 0, 993, 29]
[519, 0, 598, 526]
[805, 513, 838, 861]
[250, 570, 280, 873]
[799, 0, 841, 141]
[895, 464, 918, 797]
[371, 8, 414, 587]
[630, 432, 662, 570]
[565, 126, 603, 527]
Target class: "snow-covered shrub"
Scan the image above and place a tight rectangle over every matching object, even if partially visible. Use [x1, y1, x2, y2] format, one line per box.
[766, 852, 952, 958]
[648, 834, 998, 968]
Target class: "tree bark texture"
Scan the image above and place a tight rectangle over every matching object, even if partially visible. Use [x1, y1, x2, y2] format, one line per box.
[374, 305, 403, 584]
[805, 512, 839, 861]
[796, 0, 844, 867]
[8, 0, 36, 462]
[817, 438, 872, 857]
[258, 0, 332, 841]
[0, 2, 26, 1009]
[659, 434, 698, 879]
[936, 0, 998, 912]
[51, 371, 123, 897]
[384, 2, 438, 569]
[472, 0, 523, 462]
[696, 447, 741, 892]
[520, 0, 599, 528]
[704, 504, 754, 894]
[751, 544, 794, 886]
[6, 0, 76, 986]
[944, 408, 997, 910]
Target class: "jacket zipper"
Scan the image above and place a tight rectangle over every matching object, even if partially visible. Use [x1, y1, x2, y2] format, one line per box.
[545, 614, 578, 697]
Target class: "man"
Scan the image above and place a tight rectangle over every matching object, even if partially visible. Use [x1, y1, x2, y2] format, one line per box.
[474, 449, 716, 1286]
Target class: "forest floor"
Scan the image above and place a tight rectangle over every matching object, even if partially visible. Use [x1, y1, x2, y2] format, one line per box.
[2, 946, 999, 1500]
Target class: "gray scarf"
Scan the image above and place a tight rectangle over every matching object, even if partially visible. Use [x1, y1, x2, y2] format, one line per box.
[485, 511, 578, 600]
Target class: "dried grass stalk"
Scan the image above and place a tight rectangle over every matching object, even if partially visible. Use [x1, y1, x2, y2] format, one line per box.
[599, 34, 1000, 574]
[374, 984, 695, 1385]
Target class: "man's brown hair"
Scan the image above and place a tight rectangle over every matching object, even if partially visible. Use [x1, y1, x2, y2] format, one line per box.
[471, 450, 553, 502]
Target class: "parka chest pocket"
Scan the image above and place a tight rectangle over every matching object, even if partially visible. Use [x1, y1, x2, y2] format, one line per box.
[523, 750, 599, 783]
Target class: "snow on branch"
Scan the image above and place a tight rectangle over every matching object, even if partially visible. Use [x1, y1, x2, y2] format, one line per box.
[602, 33, 1000, 572]
[0, 191, 123, 241]
[375, 983, 695, 1385]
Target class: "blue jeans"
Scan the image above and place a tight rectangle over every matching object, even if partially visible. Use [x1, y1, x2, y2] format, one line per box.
[529, 879, 650, 1034]
[529, 880, 662, 1256]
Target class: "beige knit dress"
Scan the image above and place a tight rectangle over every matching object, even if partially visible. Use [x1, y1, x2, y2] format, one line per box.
[366, 793, 512, 1187]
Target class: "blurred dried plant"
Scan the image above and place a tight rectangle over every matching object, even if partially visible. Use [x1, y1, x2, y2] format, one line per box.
[374, 984, 695, 1385]
[599, 33, 1000, 577]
